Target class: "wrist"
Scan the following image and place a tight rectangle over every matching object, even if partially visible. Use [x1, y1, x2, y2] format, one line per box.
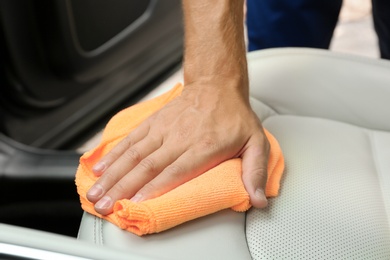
[183, 75, 250, 105]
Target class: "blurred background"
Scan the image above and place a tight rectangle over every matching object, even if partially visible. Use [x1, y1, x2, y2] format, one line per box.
[331, 0, 378, 58]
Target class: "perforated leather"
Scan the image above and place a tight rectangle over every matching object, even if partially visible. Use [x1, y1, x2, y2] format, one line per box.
[247, 48, 390, 259]
[247, 116, 390, 259]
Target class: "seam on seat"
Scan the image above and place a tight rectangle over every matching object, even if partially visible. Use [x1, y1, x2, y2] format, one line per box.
[93, 216, 104, 245]
[100, 217, 104, 245]
[93, 216, 97, 245]
[367, 131, 390, 229]
[93, 216, 96, 244]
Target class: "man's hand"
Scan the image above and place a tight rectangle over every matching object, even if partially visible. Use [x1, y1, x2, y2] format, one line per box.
[87, 79, 269, 215]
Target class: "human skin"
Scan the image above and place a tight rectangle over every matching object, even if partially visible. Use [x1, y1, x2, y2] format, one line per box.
[86, 0, 270, 215]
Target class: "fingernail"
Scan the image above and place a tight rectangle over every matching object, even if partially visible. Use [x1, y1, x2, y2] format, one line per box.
[95, 196, 112, 209]
[93, 162, 106, 173]
[87, 184, 104, 199]
[130, 194, 143, 203]
[255, 188, 267, 201]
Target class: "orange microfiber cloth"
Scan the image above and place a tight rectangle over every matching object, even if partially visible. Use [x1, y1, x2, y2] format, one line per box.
[75, 83, 284, 236]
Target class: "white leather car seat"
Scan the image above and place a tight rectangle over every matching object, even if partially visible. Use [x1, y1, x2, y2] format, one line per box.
[77, 48, 390, 259]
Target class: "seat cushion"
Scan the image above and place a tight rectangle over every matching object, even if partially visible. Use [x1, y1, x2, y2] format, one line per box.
[248, 115, 390, 259]
[247, 48, 390, 259]
[78, 48, 390, 259]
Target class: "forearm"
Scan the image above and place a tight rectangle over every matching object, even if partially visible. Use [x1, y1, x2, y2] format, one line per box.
[182, 0, 248, 93]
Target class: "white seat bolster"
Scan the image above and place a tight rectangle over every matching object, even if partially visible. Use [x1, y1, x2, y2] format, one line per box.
[248, 48, 390, 132]
[78, 209, 252, 260]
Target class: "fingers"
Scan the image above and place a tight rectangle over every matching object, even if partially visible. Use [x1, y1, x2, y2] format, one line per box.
[241, 133, 270, 208]
[90, 139, 220, 215]
[94, 144, 186, 215]
[88, 127, 270, 215]
[90, 144, 182, 215]
[86, 133, 160, 204]
[131, 148, 218, 203]
[92, 122, 151, 176]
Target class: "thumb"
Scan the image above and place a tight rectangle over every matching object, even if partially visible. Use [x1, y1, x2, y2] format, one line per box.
[241, 135, 270, 208]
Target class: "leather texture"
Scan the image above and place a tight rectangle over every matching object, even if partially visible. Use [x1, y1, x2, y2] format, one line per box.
[247, 48, 390, 259]
[78, 210, 252, 259]
[0, 223, 154, 260]
[77, 48, 390, 259]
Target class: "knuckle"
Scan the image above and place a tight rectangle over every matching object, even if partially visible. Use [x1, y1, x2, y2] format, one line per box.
[149, 134, 163, 146]
[124, 148, 142, 163]
[252, 167, 268, 181]
[139, 158, 157, 174]
[123, 135, 135, 146]
[165, 164, 185, 178]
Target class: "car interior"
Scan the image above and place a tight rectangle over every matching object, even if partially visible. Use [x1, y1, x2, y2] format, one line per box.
[1, 1, 389, 260]
[0, 0, 183, 238]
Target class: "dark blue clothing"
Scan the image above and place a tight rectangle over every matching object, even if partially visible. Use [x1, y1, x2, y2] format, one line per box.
[246, 0, 390, 59]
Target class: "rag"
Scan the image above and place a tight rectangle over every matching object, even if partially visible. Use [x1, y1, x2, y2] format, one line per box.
[75, 83, 285, 236]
